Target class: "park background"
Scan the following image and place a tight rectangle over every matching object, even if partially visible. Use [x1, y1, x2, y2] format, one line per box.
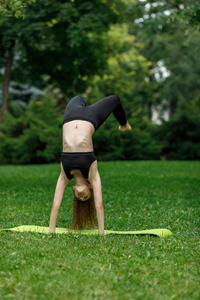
[0, 1, 200, 300]
[0, 0, 200, 164]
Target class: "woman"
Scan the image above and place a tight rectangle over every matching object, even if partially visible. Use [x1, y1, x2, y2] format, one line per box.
[48, 95, 131, 234]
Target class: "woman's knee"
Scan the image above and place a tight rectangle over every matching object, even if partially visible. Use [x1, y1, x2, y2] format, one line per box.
[109, 95, 120, 105]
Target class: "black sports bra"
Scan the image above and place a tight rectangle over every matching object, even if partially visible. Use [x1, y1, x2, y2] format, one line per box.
[61, 152, 96, 180]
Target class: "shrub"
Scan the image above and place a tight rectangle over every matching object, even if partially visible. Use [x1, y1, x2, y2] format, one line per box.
[0, 95, 62, 164]
[93, 113, 162, 160]
[158, 99, 200, 160]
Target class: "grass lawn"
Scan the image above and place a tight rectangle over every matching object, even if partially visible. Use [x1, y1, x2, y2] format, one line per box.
[0, 161, 199, 300]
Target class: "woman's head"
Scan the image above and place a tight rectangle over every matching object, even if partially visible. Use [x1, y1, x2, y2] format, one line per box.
[70, 188, 97, 230]
[73, 182, 92, 201]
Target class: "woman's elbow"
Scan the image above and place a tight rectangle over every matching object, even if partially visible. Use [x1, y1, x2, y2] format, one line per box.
[95, 202, 103, 210]
[52, 203, 60, 211]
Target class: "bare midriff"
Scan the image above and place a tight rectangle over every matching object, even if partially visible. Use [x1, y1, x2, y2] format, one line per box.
[62, 120, 95, 152]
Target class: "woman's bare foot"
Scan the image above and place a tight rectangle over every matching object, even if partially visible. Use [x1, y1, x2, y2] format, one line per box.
[119, 122, 132, 132]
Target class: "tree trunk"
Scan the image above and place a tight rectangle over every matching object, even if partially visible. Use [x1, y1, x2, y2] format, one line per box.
[0, 35, 2, 59]
[0, 42, 15, 123]
[169, 99, 177, 118]
[147, 101, 152, 121]
[147, 71, 155, 121]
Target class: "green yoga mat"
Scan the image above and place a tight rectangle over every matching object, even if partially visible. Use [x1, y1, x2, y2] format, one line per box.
[1, 225, 172, 237]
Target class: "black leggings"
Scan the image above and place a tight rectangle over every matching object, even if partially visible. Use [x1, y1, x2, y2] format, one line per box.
[63, 95, 127, 131]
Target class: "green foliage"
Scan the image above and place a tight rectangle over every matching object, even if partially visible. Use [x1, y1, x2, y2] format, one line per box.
[158, 99, 200, 160]
[0, 0, 35, 19]
[88, 24, 150, 97]
[0, 0, 125, 94]
[83, 23, 151, 123]
[0, 0, 199, 162]
[93, 113, 162, 161]
[172, 0, 200, 29]
[128, 0, 200, 118]
[0, 162, 199, 299]
[0, 95, 62, 164]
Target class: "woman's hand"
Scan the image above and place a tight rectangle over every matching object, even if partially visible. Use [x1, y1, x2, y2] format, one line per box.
[46, 230, 61, 234]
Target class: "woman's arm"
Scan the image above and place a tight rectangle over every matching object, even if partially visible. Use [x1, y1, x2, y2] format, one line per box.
[89, 161, 104, 234]
[48, 164, 70, 233]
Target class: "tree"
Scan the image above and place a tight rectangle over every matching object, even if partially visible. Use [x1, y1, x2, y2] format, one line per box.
[0, 0, 125, 122]
[82, 23, 150, 117]
[0, 0, 35, 122]
[126, 0, 200, 119]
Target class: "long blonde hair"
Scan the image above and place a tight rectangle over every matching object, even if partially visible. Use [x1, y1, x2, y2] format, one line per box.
[70, 189, 97, 230]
